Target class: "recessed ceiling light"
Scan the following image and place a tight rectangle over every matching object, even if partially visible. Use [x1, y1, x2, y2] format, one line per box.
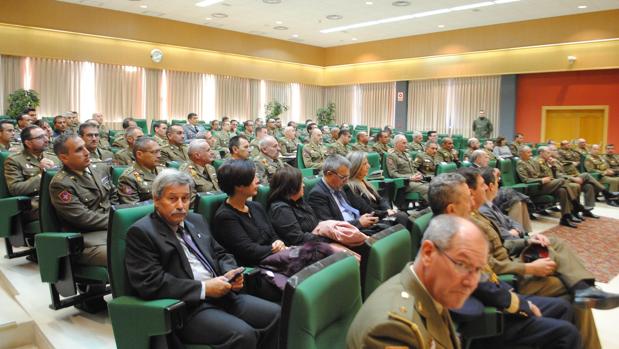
[195, 0, 223, 7]
[292, 34, 299, 38]
[352, 37, 358, 41]
[392, 1, 411, 6]
[273, 26, 289, 30]
[326, 14, 343, 20]
[263, 0, 281, 3]
[365, 1, 374, 4]
[438, 24, 445, 28]
[206, 17, 212, 20]
[140, 5, 148, 8]
[211, 13, 228, 18]
[276, 20, 283, 24]
[578, 5, 588, 9]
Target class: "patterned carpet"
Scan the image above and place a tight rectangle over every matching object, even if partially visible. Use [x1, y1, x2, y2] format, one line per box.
[542, 216, 619, 283]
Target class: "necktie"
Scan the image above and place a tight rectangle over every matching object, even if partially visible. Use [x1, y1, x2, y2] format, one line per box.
[178, 227, 217, 276]
[334, 190, 360, 219]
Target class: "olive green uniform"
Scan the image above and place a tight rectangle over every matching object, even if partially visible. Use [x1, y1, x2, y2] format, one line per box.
[254, 153, 288, 185]
[0, 141, 22, 153]
[49, 164, 117, 267]
[89, 147, 113, 163]
[508, 141, 524, 157]
[160, 144, 189, 164]
[278, 137, 298, 156]
[154, 134, 169, 147]
[351, 143, 371, 152]
[516, 158, 574, 215]
[603, 153, 619, 173]
[327, 140, 350, 157]
[112, 131, 128, 149]
[371, 142, 391, 157]
[407, 141, 424, 152]
[435, 147, 458, 164]
[118, 163, 164, 204]
[113, 148, 135, 166]
[485, 148, 497, 161]
[4, 150, 60, 197]
[347, 264, 460, 349]
[557, 148, 582, 175]
[249, 138, 262, 158]
[98, 124, 111, 149]
[241, 130, 255, 142]
[536, 157, 581, 202]
[414, 152, 437, 177]
[302, 142, 326, 170]
[574, 147, 589, 158]
[386, 150, 429, 201]
[215, 130, 231, 149]
[179, 161, 220, 193]
[585, 154, 619, 191]
[472, 116, 493, 139]
[551, 157, 605, 208]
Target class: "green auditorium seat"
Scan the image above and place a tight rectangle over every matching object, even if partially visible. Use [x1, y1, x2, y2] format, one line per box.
[296, 143, 306, 169]
[280, 252, 361, 349]
[411, 212, 433, 257]
[488, 159, 497, 168]
[0, 151, 39, 259]
[111, 166, 128, 186]
[354, 124, 368, 132]
[212, 159, 224, 170]
[194, 192, 228, 224]
[106, 203, 212, 349]
[497, 158, 529, 193]
[302, 176, 321, 200]
[133, 118, 148, 134]
[171, 119, 187, 126]
[35, 169, 110, 311]
[461, 160, 472, 168]
[166, 161, 180, 169]
[255, 185, 270, 207]
[365, 151, 381, 177]
[436, 162, 457, 175]
[359, 224, 411, 300]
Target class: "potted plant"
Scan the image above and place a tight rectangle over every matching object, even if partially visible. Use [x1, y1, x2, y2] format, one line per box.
[264, 100, 288, 119]
[316, 102, 336, 126]
[6, 89, 40, 118]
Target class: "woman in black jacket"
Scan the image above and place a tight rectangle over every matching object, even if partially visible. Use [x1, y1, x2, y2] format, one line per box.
[212, 160, 286, 266]
[345, 151, 412, 231]
[267, 166, 330, 246]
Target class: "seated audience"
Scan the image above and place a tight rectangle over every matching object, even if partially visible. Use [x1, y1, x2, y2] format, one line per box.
[125, 169, 280, 348]
[118, 137, 164, 204]
[229, 135, 250, 160]
[111, 117, 137, 148]
[351, 131, 371, 152]
[113, 126, 144, 165]
[152, 120, 169, 147]
[180, 139, 220, 196]
[302, 128, 326, 170]
[254, 136, 288, 184]
[79, 123, 112, 164]
[160, 125, 190, 164]
[0, 119, 21, 152]
[493, 136, 513, 159]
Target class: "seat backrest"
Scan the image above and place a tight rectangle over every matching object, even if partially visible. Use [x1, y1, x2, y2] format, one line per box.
[436, 162, 457, 175]
[360, 224, 411, 300]
[488, 159, 497, 168]
[511, 157, 524, 184]
[212, 159, 224, 170]
[194, 192, 228, 224]
[107, 203, 154, 297]
[381, 154, 391, 178]
[498, 158, 516, 186]
[255, 185, 270, 207]
[302, 176, 321, 200]
[39, 169, 61, 232]
[366, 152, 381, 172]
[166, 161, 180, 169]
[0, 151, 11, 198]
[111, 166, 128, 186]
[460, 160, 472, 168]
[281, 252, 361, 349]
[296, 143, 306, 169]
[411, 212, 434, 257]
[171, 119, 186, 126]
[131, 118, 148, 135]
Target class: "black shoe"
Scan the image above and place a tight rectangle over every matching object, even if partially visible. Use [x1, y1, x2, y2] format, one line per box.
[570, 214, 583, 223]
[560, 216, 578, 228]
[574, 287, 619, 310]
[529, 213, 538, 221]
[607, 200, 619, 207]
[549, 206, 561, 212]
[582, 210, 600, 219]
[603, 190, 619, 201]
[539, 210, 551, 216]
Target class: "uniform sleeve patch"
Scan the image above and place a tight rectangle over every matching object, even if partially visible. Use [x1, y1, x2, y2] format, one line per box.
[58, 191, 72, 203]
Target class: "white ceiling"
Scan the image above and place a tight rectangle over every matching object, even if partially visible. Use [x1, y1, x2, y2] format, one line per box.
[58, 0, 619, 47]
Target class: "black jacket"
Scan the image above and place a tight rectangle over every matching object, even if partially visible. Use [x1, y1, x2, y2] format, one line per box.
[343, 184, 390, 218]
[124, 212, 237, 309]
[307, 179, 362, 228]
[268, 199, 328, 246]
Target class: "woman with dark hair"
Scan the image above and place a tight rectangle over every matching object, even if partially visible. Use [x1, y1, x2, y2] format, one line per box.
[493, 136, 513, 159]
[345, 151, 413, 230]
[267, 166, 329, 246]
[212, 160, 286, 266]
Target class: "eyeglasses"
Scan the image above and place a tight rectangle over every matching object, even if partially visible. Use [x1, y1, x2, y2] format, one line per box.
[328, 171, 349, 180]
[28, 134, 47, 141]
[435, 244, 484, 279]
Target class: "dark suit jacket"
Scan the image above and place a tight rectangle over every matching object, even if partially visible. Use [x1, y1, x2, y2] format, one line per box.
[307, 179, 362, 228]
[125, 212, 238, 309]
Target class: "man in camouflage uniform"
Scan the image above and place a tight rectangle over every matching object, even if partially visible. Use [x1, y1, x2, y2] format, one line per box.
[406, 131, 425, 152]
[180, 139, 220, 198]
[414, 141, 439, 177]
[372, 131, 391, 158]
[483, 140, 498, 161]
[254, 136, 288, 184]
[14, 114, 32, 142]
[321, 126, 333, 144]
[0, 120, 22, 152]
[112, 118, 137, 149]
[265, 118, 277, 137]
[250, 126, 268, 158]
[242, 120, 255, 142]
[351, 131, 371, 152]
[152, 121, 169, 147]
[92, 113, 110, 150]
[604, 144, 619, 174]
[50, 134, 117, 267]
[160, 125, 189, 164]
[516, 146, 579, 228]
[278, 126, 298, 156]
[463, 138, 480, 162]
[556, 140, 582, 175]
[574, 138, 589, 157]
[302, 128, 326, 170]
[215, 120, 232, 150]
[472, 109, 493, 139]
[585, 144, 619, 193]
[508, 133, 525, 157]
[118, 137, 164, 205]
[327, 128, 351, 157]
[79, 123, 113, 165]
[229, 119, 239, 136]
[113, 126, 144, 166]
[435, 137, 460, 165]
[386, 135, 429, 207]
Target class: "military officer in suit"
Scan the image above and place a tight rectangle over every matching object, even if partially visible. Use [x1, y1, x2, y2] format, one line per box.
[278, 126, 298, 156]
[351, 131, 371, 152]
[152, 121, 169, 147]
[183, 113, 205, 140]
[118, 137, 164, 205]
[0, 120, 22, 152]
[113, 126, 144, 166]
[472, 109, 493, 139]
[585, 144, 619, 192]
[415, 142, 439, 177]
[407, 131, 425, 152]
[371, 131, 391, 157]
[347, 214, 488, 349]
[436, 137, 460, 165]
[254, 136, 288, 185]
[180, 139, 220, 197]
[79, 123, 113, 165]
[603, 144, 619, 173]
[160, 125, 190, 164]
[387, 135, 429, 205]
[50, 134, 118, 267]
[302, 128, 326, 170]
[508, 133, 525, 157]
[327, 128, 351, 157]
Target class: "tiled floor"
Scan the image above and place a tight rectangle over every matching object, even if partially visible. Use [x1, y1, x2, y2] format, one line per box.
[0, 202, 618, 348]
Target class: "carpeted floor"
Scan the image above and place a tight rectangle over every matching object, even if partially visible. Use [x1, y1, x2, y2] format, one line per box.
[541, 216, 619, 283]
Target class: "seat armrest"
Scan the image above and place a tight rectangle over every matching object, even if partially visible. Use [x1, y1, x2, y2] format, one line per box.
[459, 306, 503, 340]
[0, 196, 32, 237]
[498, 274, 518, 289]
[108, 296, 186, 349]
[35, 232, 83, 283]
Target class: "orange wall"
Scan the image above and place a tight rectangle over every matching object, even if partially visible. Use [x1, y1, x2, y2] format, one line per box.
[516, 69, 619, 146]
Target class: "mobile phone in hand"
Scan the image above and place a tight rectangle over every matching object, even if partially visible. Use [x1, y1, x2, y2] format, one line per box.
[227, 267, 245, 282]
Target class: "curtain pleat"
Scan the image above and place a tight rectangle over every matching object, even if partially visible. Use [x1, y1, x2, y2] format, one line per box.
[215, 75, 251, 121]
[30, 57, 81, 118]
[358, 82, 395, 128]
[324, 85, 354, 125]
[167, 70, 203, 121]
[0, 55, 23, 115]
[95, 64, 143, 123]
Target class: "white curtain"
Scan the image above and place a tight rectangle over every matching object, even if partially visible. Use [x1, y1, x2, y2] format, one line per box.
[264, 80, 292, 122]
[249, 79, 262, 120]
[324, 85, 354, 125]
[95, 64, 144, 123]
[358, 82, 395, 128]
[299, 83, 324, 122]
[144, 68, 161, 122]
[29, 57, 81, 118]
[408, 76, 501, 136]
[166, 70, 204, 121]
[1, 55, 23, 115]
[215, 75, 251, 121]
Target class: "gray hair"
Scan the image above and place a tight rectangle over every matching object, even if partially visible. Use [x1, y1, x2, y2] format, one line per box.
[470, 149, 487, 164]
[413, 131, 423, 139]
[259, 135, 277, 150]
[425, 141, 438, 149]
[393, 134, 407, 144]
[468, 138, 479, 147]
[152, 169, 194, 199]
[188, 139, 209, 157]
[133, 136, 157, 158]
[428, 173, 466, 215]
[323, 154, 351, 173]
[125, 126, 142, 138]
[421, 214, 470, 251]
[519, 145, 531, 154]
[537, 146, 550, 155]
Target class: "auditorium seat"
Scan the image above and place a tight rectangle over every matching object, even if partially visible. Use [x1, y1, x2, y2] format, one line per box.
[280, 252, 361, 349]
[111, 166, 128, 186]
[255, 184, 270, 207]
[194, 192, 227, 224]
[436, 162, 457, 175]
